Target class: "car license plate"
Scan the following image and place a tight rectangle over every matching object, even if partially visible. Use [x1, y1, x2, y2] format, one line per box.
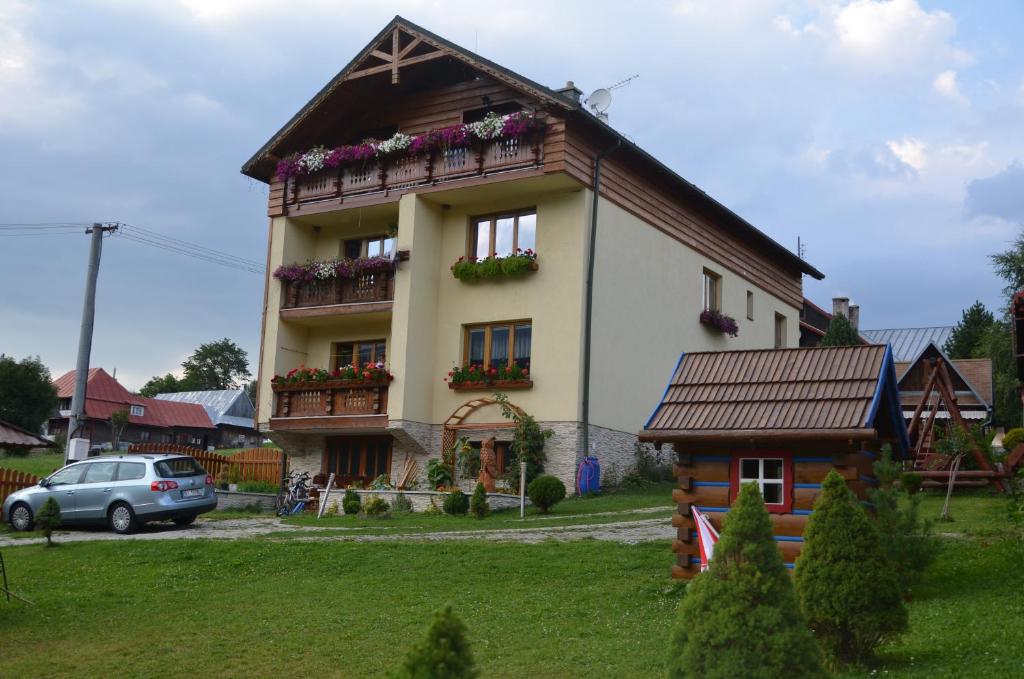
[182, 488, 202, 498]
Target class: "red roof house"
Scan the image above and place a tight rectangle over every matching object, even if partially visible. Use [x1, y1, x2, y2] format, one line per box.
[49, 368, 215, 450]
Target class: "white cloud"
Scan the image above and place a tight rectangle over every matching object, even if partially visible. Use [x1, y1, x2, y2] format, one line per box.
[886, 137, 927, 171]
[933, 69, 967, 103]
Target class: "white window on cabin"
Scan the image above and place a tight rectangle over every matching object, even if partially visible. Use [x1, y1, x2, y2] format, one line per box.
[739, 458, 784, 505]
[130, 404, 145, 417]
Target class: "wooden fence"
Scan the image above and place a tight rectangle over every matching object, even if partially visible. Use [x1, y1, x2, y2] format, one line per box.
[0, 468, 41, 508]
[127, 444, 285, 485]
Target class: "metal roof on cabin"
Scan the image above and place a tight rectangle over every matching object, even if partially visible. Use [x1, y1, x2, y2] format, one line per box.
[860, 327, 954, 362]
[644, 345, 889, 433]
[154, 390, 255, 427]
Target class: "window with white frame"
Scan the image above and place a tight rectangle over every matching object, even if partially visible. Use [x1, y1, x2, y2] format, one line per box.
[702, 269, 722, 312]
[738, 457, 784, 505]
[130, 404, 145, 417]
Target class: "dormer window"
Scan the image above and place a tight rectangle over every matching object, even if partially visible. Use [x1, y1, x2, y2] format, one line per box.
[130, 405, 145, 417]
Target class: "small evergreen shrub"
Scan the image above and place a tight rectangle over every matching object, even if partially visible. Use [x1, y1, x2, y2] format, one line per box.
[442, 490, 469, 515]
[470, 482, 490, 519]
[424, 497, 443, 516]
[36, 497, 62, 547]
[668, 483, 825, 679]
[342, 489, 362, 515]
[1002, 427, 1024, 453]
[391, 493, 413, 513]
[324, 500, 340, 517]
[796, 470, 908, 667]
[870, 446, 939, 596]
[899, 471, 923, 496]
[527, 475, 565, 514]
[392, 605, 477, 678]
[363, 496, 390, 517]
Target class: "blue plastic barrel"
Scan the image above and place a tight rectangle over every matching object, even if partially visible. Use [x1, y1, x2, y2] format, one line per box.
[576, 456, 601, 495]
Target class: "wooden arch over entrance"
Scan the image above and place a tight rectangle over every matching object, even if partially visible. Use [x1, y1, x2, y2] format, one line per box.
[440, 397, 524, 453]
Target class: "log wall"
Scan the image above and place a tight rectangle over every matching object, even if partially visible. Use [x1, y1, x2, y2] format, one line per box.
[669, 440, 879, 579]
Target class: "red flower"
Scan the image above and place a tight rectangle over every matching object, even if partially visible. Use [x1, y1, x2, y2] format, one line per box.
[362, 370, 371, 379]
[523, 369, 529, 376]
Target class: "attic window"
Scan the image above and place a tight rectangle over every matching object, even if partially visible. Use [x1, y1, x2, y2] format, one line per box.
[130, 405, 145, 417]
[462, 102, 523, 124]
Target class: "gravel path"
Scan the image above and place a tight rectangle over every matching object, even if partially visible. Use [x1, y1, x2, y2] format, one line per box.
[0, 514, 673, 548]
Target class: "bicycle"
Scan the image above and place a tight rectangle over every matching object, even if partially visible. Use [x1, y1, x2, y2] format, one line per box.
[276, 471, 312, 516]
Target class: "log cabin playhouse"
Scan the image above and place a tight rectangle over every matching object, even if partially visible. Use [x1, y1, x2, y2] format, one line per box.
[640, 345, 910, 578]
[243, 16, 823, 492]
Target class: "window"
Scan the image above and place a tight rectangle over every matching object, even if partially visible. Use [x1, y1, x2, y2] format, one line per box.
[139, 430, 150, 442]
[324, 437, 392, 483]
[746, 291, 754, 321]
[343, 235, 395, 260]
[331, 339, 387, 370]
[156, 457, 206, 479]
[116, 462, 146, 481]
[82, 461, 117, 484]
[702, 269, 721, 312]
[774, 313, 787, 349]
[731, 453, 792, 513]
[470, 209, 536, 259]
[58, 398, 72, 411]
[464, 322, 532, 370]
[130, 404, 145, 417]
[48, 464, 84, 486]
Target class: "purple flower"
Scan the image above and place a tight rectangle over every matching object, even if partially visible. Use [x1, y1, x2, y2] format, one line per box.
[275, 154, 304, 181]
[437, 124, 470, 147]
[500, 112, 543, 138]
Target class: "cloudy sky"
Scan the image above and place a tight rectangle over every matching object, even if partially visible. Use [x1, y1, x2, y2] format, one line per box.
[1, 0, 1022, 390]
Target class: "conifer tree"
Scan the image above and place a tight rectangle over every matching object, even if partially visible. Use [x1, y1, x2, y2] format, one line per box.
[820, 314, 861, 347]
[795, 470, 907, 667]
[470, 482, 490, 519]
[393, 605, 477, 679]
[944, 301, 994, 359]
[36, 497, 62, 547]
[668, 483, 826, 679]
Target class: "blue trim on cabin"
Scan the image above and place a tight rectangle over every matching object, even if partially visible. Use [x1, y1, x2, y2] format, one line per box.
[860, 449, 877, 460]
[694, 455, 732, 463]
[793, 456, 833, 463]
[865, 344, 889, 429]
[689, 556, 797, 568]
[792, 509, 813, 515]
[784, 563, 795, 569]
[645, 350, 686, 429]
[696, 506, 729, 513]
[866, 344, 911, 458]
[859, 474, 878, 485]
[793, 483, 821, 489]
[694, 481, 730, 488]
[690, 533, 803, 543]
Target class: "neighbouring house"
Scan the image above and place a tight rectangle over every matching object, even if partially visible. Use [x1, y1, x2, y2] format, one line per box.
[154, 390, 261, 449]
[799, 296, 868, 347]
[639, 344, 909, 579]
[0, 418, 55, 454]
[243, 16, 823, 491]
[48, 369, 216, 451]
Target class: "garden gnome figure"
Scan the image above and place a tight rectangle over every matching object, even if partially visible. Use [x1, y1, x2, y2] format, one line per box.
[479, 436, 497, 492]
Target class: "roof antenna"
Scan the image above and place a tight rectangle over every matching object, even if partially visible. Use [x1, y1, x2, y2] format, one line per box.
[584, 74, 639, 123]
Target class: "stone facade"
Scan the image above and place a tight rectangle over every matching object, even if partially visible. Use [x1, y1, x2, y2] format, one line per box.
[317, 488, 525, 513]
[214, 489, 277, 512]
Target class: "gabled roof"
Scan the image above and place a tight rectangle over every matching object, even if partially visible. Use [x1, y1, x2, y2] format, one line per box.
[0, 418, 55, 448]
[861, 327, 954, 362]
[641, 345, 910, 456]
[155, 390, 256, 429]
[894, 341, 992, 411]
[242, 15, 822, 281]
[53, 367, 132, 402]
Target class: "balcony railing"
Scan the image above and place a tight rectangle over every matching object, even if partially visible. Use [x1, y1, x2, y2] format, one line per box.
[283, 136, 543, 211]
[272, 380, 389, 420]
[281, 271, 394, 310]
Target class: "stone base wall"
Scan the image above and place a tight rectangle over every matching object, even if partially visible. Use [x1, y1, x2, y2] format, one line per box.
[214, 489, 277, 512]
[318, 488, 525, 513]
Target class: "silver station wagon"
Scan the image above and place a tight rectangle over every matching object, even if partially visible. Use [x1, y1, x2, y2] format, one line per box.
[3, 454, 217, 534]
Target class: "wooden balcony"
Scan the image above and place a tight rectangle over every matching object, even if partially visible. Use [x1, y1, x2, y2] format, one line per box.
[280, 270, 394, 321]
[281, 136, 543, 213]
[270, 380, 389, 431]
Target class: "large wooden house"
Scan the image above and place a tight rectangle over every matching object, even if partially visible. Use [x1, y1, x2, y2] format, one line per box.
[244, 16, 822, 491]
[640, 345, 909, 578]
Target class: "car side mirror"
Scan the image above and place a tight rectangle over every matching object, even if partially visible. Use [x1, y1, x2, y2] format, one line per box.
[38, 479, 50, 488]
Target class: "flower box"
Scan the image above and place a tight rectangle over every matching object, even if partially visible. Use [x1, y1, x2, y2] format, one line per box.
[271, 364, 394, 389]
[450, 251, 538, 282]
[448, 379, 533, 391]
[699, 309, 739, 337]
[271, 377, 390, 392]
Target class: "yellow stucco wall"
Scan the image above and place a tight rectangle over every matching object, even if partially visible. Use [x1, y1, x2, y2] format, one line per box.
[587, 194, 802, 436]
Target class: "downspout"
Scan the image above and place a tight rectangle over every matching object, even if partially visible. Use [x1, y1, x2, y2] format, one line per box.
[581, 139, 621, 462]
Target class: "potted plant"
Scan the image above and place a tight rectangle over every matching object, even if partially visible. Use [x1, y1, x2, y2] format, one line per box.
[699, 309, 739, 337]
[445, 363, 532, 390]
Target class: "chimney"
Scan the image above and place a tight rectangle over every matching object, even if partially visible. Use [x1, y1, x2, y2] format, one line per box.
[848, 304, 860, 331]
[832, 297, 849, 320]
[554, 80, 582, 103]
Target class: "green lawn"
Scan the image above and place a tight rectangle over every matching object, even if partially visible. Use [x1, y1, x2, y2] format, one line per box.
[1, 490, 1020, 678]
[0, 452, 64, 478]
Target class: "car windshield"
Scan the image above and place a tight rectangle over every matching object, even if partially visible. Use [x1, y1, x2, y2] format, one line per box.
[154, 457, 206, 479]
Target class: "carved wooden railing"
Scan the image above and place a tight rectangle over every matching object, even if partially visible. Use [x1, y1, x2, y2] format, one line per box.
[282, 270, 394, 310]
[283, 134, 543, 211]
[272, 380, 389, 419]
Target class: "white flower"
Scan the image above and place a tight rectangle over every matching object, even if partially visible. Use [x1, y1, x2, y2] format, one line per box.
[468, 111, 505, 140]
[311, 259, 336, 281]
[376, 132, 413, 155]
[300, 146, 327, 173]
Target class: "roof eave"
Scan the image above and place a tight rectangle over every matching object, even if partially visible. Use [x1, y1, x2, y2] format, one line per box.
[639, 428, 879, 443]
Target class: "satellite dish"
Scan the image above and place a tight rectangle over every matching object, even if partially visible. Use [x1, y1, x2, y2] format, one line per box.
[585, 88, 612, 114]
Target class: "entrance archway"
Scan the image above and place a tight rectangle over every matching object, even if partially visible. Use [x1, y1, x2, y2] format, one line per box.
[440, 396, 525, 453]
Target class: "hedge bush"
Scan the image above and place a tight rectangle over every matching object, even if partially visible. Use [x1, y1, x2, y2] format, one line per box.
[342, 489, 362, 516]
[363, 496, 390, 517]
[668, 482, 825, 679]
[527, 475, 565, 514]
[470, 482, 490, 519]
[442, 490, 469, 515]
[392, 605, 477, 678]
[796, 470, 907, 667]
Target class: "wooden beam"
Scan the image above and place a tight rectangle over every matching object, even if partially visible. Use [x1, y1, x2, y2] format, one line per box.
[906, 361, 938, 444]
[398, 36, 422, 59]
[391, 28, 400, 84]
[370, 49, 393, 63]
[344, 48, 446, 82]
[640, 428, 878, 443]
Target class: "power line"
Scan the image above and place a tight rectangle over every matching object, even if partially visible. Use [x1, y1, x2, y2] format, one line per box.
[119, 223, 264, 269]
[115, 228, 264, 275]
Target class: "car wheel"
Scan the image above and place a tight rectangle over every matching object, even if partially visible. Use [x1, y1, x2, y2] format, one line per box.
[172, 515, 196, 526]
[9, 503, 34, 532]
[108, 502, 137, 534]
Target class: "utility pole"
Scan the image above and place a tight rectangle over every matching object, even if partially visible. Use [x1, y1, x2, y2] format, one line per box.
[66, 222, 118, 463]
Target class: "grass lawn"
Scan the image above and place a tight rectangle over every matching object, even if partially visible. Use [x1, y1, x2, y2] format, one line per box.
[0, 452, 64, 478]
